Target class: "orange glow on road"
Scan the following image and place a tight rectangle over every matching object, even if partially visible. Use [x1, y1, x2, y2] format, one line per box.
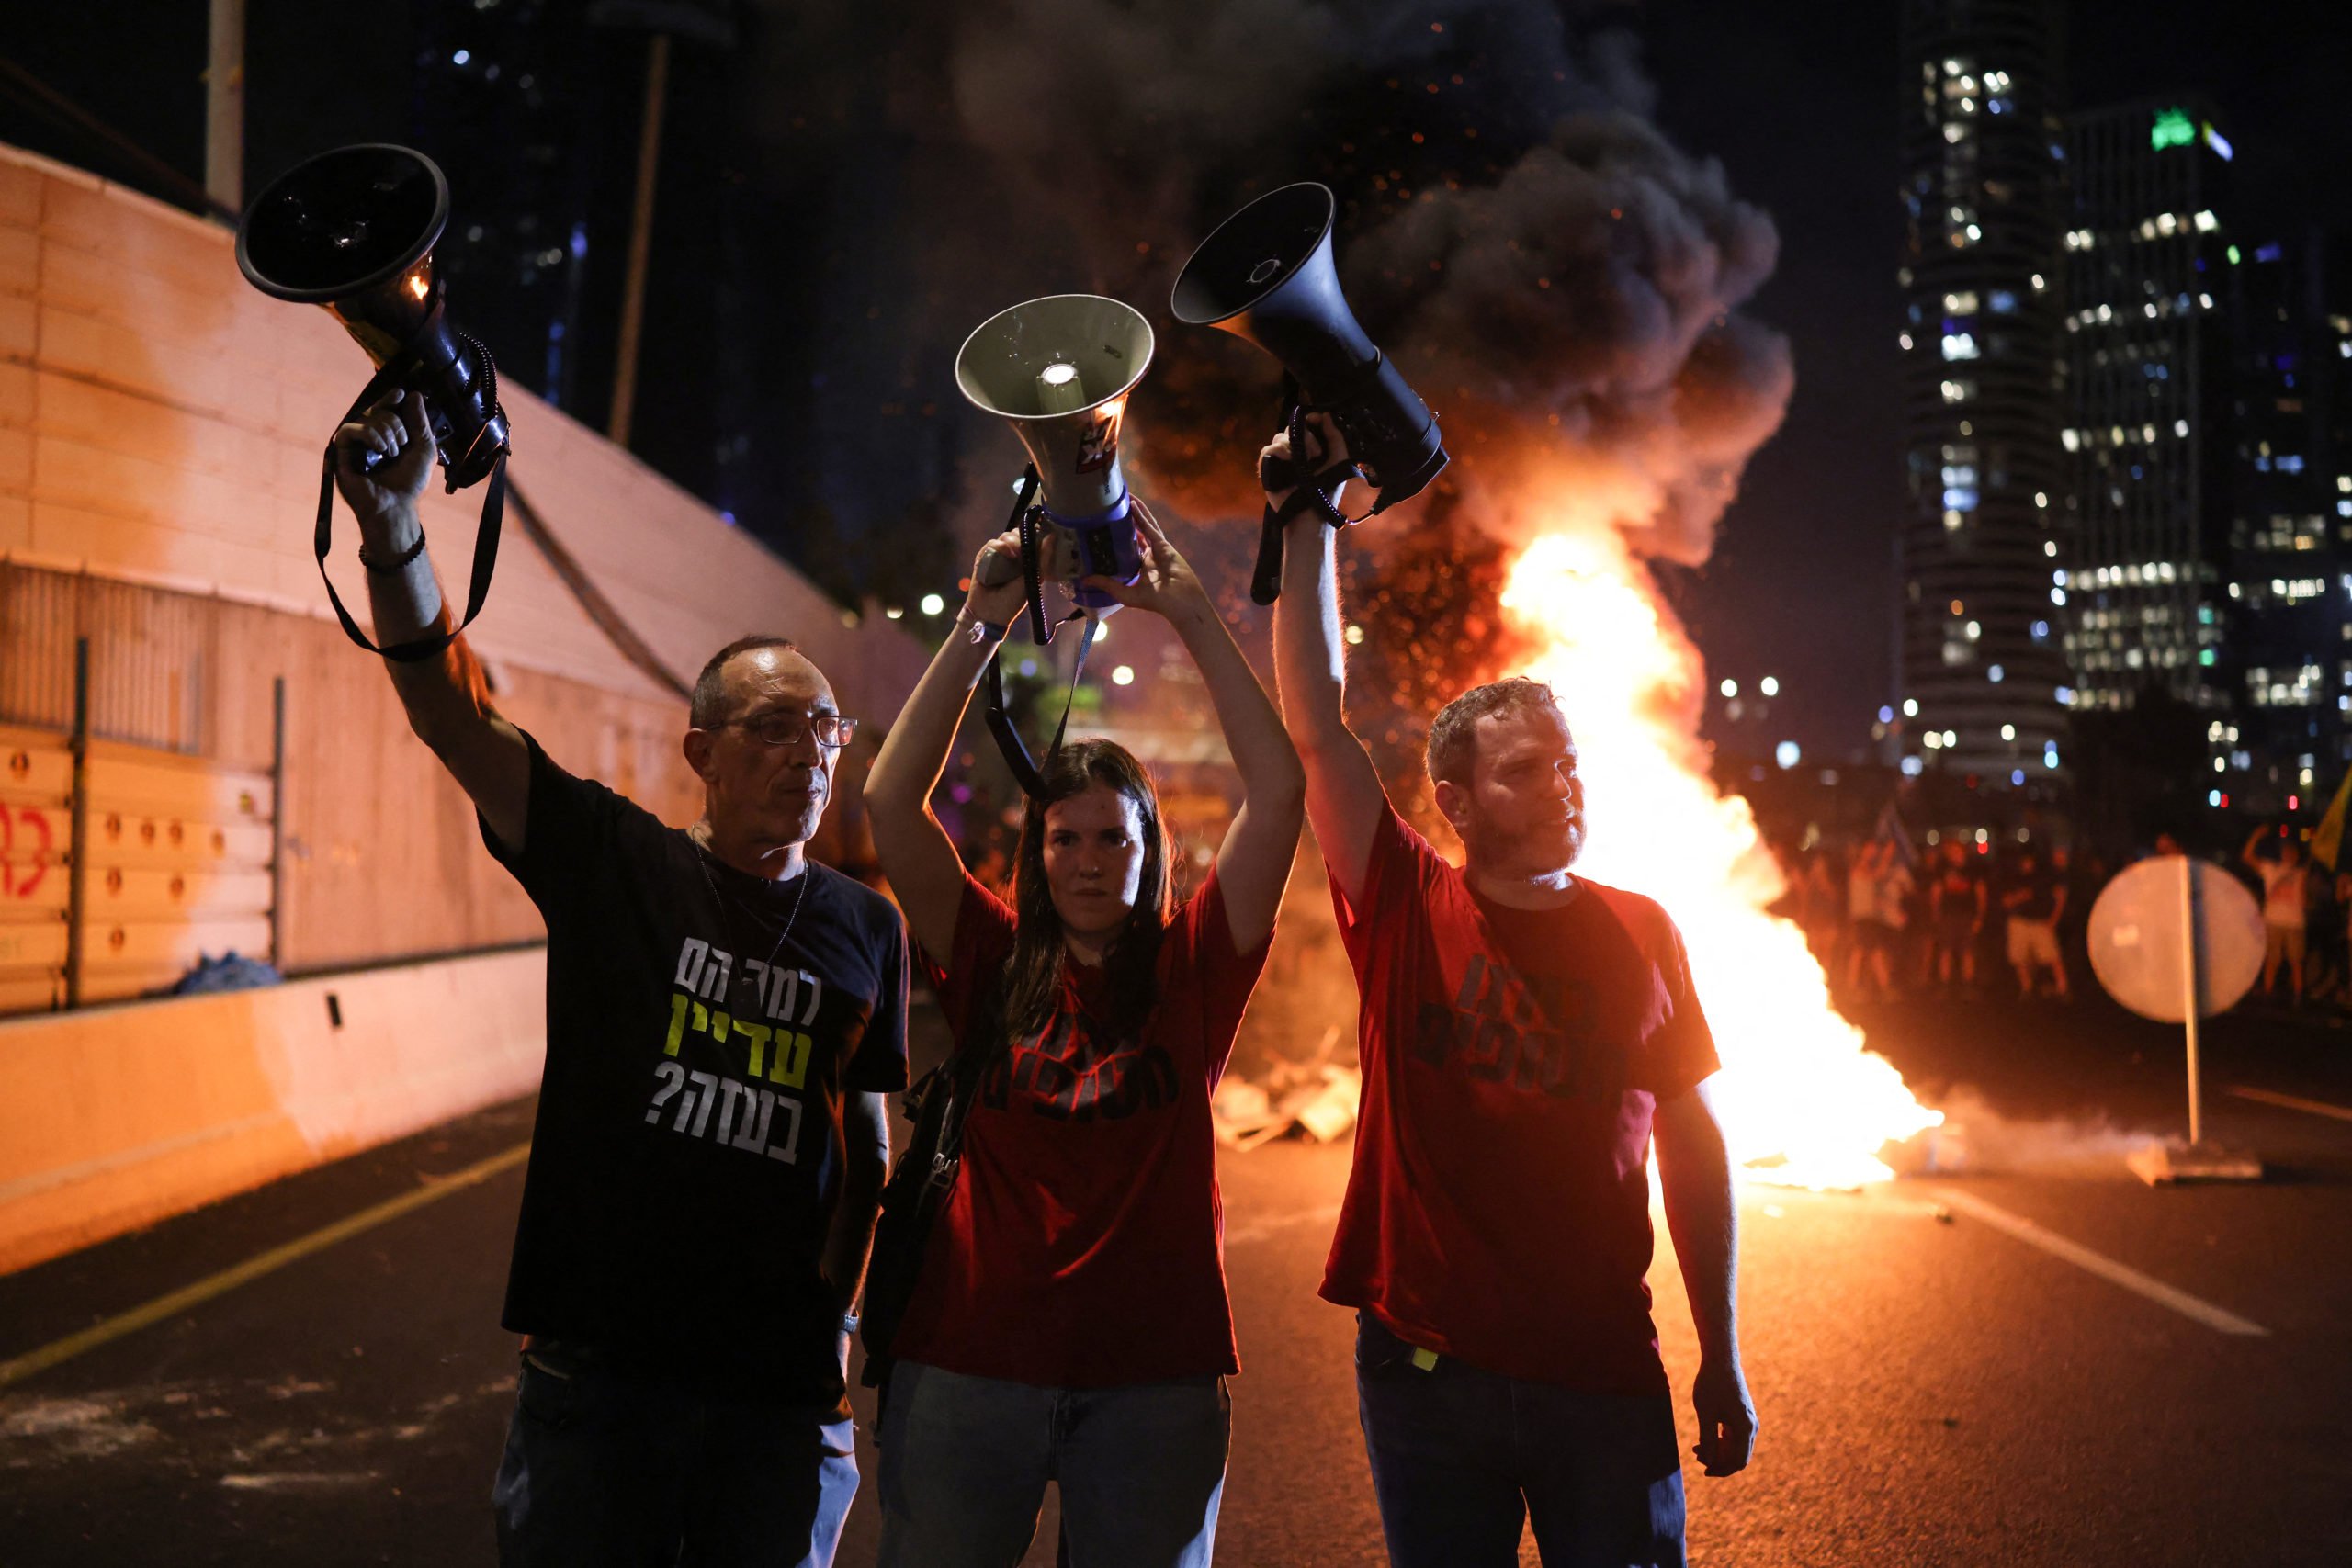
[1498, 530, 1940, 1187]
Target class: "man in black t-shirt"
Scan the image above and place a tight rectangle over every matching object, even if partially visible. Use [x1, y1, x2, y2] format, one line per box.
[1998, 849, 2069, 1000]
[334, 393, 905, 1567]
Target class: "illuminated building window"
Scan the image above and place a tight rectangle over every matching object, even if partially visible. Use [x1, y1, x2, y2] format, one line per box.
[1941, 333, 1979, 360]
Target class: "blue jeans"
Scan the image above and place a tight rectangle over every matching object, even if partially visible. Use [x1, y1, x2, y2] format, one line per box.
[876, 1359, 1229, 1568]
[1355, 1314, 1686, 1568]
[492, 1346, 858, 1567]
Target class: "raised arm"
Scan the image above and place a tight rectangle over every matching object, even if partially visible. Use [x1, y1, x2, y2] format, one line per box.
[865, 533, 1029, 964]
[334, 392, 529, 851]
[2240, 826, 2266, 874]
[1267, 417, 1389, 906]
[1655, 1077, 1758, 1478]
[1087, 505, 1304, 953]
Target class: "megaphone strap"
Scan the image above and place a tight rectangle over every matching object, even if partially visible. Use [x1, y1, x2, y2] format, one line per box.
[312, 351, 510, 664]
[984, 459, 1108, 793]
[1249, 386, 1374, 607]
[1009, 467, 1054, 649]
[983, 615, 1098, 803]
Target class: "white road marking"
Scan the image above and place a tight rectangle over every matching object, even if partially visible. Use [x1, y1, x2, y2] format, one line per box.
[1928, 1187, 2268, 1337]
[2226, 1086, 2352, 1124]
[0, 1144, 531, 1390]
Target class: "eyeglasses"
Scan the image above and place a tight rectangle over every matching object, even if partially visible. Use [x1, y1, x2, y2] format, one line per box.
[722, 711, 858, 750]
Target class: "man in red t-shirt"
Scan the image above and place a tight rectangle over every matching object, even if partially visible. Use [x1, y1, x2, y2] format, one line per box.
[1265, 420, 1755, 1568]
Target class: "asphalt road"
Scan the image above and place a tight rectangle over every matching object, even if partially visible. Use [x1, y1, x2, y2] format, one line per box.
[5, 992, 2351, 1566]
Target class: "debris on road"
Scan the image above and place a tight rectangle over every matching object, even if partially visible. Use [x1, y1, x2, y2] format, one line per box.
[1214, 1026, 1360, 1150]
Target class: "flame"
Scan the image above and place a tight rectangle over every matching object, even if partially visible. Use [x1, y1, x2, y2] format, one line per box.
[1498, 530, 1941, 1187]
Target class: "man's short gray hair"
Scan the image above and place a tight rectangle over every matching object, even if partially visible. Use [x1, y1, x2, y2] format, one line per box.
[690, 636, 798, 729]
[1426, 678, 1564, 788]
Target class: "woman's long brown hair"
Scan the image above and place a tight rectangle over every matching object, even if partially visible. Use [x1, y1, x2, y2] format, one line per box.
[987, 738, 1173, 1051]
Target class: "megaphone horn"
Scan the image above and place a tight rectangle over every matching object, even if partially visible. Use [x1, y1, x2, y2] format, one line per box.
[237, 143, 509, 489]
[235, 144, 513, 666]
[1174, 182, 1448, 604]
[956, 294, 1155, 627]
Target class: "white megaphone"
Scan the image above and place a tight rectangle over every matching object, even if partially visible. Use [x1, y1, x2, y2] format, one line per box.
[956, 294, 1153, 626]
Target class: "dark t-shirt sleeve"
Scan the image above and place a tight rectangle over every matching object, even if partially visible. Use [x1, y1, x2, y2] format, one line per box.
[849, 906, 913, 1092]
[1638, 908, 1721, 1099]
[478, 729, 668, 919]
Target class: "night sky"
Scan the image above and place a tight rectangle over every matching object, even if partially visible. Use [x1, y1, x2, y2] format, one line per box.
[5, 1, 2346, 760]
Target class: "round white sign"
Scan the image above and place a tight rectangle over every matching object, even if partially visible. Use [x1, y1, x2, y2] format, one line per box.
[2086, 855, 2265, 1022]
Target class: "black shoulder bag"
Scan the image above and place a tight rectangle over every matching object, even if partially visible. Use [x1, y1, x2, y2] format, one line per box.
[859, 1034, 994, 1395]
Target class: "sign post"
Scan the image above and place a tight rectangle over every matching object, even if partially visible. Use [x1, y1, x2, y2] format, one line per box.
[2086, 854, 2263, 1184]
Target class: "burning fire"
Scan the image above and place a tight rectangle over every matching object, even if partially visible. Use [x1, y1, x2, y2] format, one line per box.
[1498, 530, 1941, 1187]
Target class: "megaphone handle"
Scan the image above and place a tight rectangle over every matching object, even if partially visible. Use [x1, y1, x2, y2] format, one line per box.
[1288, 402, 1368, 528]
[313, 354, 508, 663]
[1018, 506, 1052, 647]
[1250, 502, 1284, 606]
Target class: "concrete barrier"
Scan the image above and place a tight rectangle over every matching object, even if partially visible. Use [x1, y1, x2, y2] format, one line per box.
[0, 947, 545, 1273]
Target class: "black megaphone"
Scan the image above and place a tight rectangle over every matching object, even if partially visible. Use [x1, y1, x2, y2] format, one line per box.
[235, 144, 513, 662]
[237, 143, 510, 487]
[1173, 182, 1447, 604]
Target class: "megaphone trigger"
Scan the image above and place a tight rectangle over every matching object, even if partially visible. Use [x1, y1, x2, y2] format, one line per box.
[975, 548, 1023, 590]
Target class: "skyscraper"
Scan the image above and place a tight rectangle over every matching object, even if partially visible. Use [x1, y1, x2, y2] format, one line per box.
[2059, 100, 2348, 814]
[2219, 231, 2346, 810]
[2056, 99, 2235, 716]
[1894, 0, 2071, 789]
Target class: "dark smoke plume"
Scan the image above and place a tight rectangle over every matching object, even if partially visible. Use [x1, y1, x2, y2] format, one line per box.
[744, 0, 1790, 561]
[739, 0, 1794, 1072]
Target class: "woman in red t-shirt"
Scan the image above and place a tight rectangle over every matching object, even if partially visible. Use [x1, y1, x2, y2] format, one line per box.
[863, 505, 1304, 1568]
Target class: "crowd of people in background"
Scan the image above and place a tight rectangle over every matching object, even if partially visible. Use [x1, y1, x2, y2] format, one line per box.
[1781, 824, 2352, 1011]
